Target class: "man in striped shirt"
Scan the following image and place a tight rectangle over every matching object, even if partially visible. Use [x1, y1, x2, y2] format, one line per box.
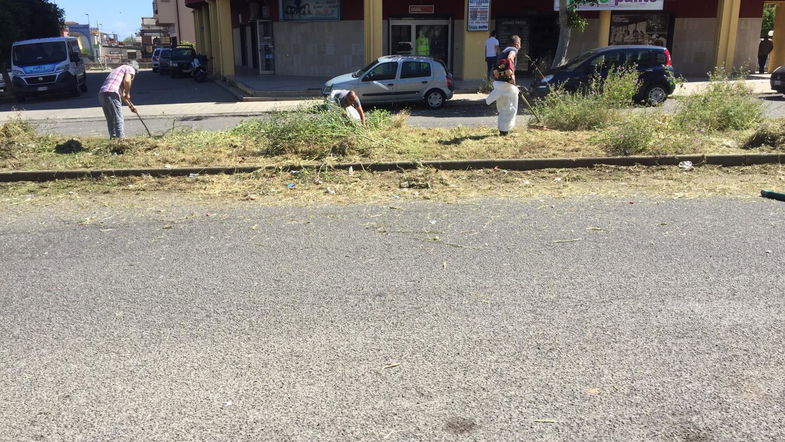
[98, 61, 138, 139]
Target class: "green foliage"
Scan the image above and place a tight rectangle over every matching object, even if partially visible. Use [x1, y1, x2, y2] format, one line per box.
[600, 113, 707, 156]
[599, 113, 657, 156]
[530, 66, 640, 131]
[744, 119, 785, 149]
[762, 4, 776, 38]
[0, 0, 64, 70]
[230, 102, 402, 158]
[566, 0, 600, 32]
[672, 69, 763, 132]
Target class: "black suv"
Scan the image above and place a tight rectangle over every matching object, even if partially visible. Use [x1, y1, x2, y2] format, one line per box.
[529, 45, 676, 105]
[169, 45, 197, 78]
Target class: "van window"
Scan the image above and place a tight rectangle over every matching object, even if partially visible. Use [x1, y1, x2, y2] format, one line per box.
[12, 42, 67, 66]
[364, 62, 398, 81]
[401, 61, 431, 79]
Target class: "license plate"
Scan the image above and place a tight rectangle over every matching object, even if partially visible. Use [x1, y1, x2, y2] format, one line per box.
[774, 80, 783, 86]
[37, 86, 48, 91]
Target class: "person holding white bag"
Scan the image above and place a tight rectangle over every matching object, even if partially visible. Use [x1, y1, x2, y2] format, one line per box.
[486, 36, 521, 136]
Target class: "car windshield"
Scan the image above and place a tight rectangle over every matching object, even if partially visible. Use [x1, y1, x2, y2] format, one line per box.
[563, 50, 598, 71]
[353, 60, 379, 78]
[172, 48, 194, 59]
[12, 42, 67, 67]
[161, 49, 172, 58]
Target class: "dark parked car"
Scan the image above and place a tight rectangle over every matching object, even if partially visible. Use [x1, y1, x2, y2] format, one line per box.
[529, 45, 676, 105]
[169, 45, 197, 78]
[157, 48, 172, 74]
[770, 65, 785, 93]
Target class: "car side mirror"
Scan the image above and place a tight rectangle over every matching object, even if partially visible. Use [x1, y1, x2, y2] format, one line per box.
[70, 52, 81, 63]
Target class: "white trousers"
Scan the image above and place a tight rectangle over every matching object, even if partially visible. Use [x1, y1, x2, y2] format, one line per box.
[486, 81, 519, 132]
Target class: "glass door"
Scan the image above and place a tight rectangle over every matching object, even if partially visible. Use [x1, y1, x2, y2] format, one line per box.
[256, 20, 274, 74]
[389, 19, 452, 71]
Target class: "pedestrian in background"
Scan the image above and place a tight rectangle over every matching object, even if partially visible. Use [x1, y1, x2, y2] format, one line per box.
[485, 30, 500, 79]
[486, 35, 521, 136]
[758, 33, 774, 74]
[98, 61, 138, 139]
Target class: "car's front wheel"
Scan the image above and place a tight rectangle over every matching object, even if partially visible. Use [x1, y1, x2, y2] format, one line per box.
[644, 83, 669, 106]
[424, 89, 446, 109]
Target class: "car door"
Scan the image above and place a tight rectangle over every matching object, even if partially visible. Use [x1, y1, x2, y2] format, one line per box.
[396, 60, 432, 102]
[356, 61, 400, 104]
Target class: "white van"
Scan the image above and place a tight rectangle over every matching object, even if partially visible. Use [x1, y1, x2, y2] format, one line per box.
[10, 37, 88, 102]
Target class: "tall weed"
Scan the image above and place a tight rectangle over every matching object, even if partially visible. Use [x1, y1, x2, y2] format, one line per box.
[672, 68, 762, 132]
[230, 101, 403, 158]
[531, 66, 640, 131]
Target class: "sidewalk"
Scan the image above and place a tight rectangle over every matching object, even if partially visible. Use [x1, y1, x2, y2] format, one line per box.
[0, 75, 776, 123]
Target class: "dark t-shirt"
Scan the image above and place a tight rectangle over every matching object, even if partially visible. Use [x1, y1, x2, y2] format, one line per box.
[759, 39, 774, 56]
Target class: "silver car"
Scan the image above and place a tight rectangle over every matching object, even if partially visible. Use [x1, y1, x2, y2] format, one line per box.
[323, 55, 454, 109]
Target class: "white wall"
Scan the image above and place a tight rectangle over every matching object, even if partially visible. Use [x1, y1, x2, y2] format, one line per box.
[734, 17, 763, 72]
[671, 18, 716, 77]
[273, 20, 364, 77]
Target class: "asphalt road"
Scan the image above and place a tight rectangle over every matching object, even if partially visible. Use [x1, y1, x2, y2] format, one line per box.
[1, 197, 783, 440]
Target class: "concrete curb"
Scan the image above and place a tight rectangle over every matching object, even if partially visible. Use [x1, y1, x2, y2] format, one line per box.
[1, 153, 781, 183]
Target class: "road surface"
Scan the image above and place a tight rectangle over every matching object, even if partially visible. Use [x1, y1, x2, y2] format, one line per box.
[1, 196, 783, 440]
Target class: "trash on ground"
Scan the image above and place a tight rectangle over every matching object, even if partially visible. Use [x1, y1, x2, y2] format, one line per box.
[383, 363, 400, 369]
[678, 161, 693, 170]
[552, 238, 582, 244]
[348, 166, 354, 176]
[188, 173, 199, 178]
[287, 183, 296, 189]
[761, 189, 785, 202]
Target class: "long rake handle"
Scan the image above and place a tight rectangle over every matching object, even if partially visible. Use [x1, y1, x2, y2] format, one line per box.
[124, 98, 152, 137]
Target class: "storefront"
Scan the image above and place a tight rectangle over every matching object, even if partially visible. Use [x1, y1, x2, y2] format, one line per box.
[187, 0, 768, 81]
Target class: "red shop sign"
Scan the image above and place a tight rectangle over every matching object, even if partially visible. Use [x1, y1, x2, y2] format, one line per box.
[409, 5, 435, 14]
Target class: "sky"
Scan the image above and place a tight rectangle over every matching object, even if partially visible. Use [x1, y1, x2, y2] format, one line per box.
[52, 0, 153, 39]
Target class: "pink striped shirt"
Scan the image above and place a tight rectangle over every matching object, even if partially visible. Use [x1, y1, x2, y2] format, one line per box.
[99, 65, 135, 94]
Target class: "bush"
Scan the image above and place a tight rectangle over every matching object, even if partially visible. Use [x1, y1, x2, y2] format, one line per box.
[599, 67, 642, 109]
[530, 66, 640, 131]
[744, 119, 785, 149]
[599, 112, 657, 156]
[0, 119, 37, 159]
[230, 101, 403, 158]
[672, 69, 762, 132]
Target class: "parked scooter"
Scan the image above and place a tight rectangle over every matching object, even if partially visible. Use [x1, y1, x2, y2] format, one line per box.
[192, 55, 208, 82]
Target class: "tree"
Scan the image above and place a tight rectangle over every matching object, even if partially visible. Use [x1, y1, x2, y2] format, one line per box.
[0, 0, 64, 91]
[552, 0, 598, 68]
[762, 4, 776, 38]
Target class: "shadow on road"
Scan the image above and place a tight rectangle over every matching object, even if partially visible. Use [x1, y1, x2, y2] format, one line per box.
[0, 70, 236, 113]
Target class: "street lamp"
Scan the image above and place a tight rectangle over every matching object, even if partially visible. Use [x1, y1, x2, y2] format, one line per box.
[85, 13, 93, 59]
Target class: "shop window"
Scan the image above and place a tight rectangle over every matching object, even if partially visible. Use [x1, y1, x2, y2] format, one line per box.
[364, 62, 398, 81]
[401, 62, 431, 79]
[610, 13, 671, 48]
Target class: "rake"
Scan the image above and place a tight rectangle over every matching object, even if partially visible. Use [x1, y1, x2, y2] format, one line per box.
[123, 98, 153, 137]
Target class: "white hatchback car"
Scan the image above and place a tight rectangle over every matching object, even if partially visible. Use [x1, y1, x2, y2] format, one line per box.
[323, 56, 454, 109]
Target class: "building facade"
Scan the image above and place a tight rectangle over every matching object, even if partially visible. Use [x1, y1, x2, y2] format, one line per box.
[155, 0, 197, 44]
[184, 0, 772, 80]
